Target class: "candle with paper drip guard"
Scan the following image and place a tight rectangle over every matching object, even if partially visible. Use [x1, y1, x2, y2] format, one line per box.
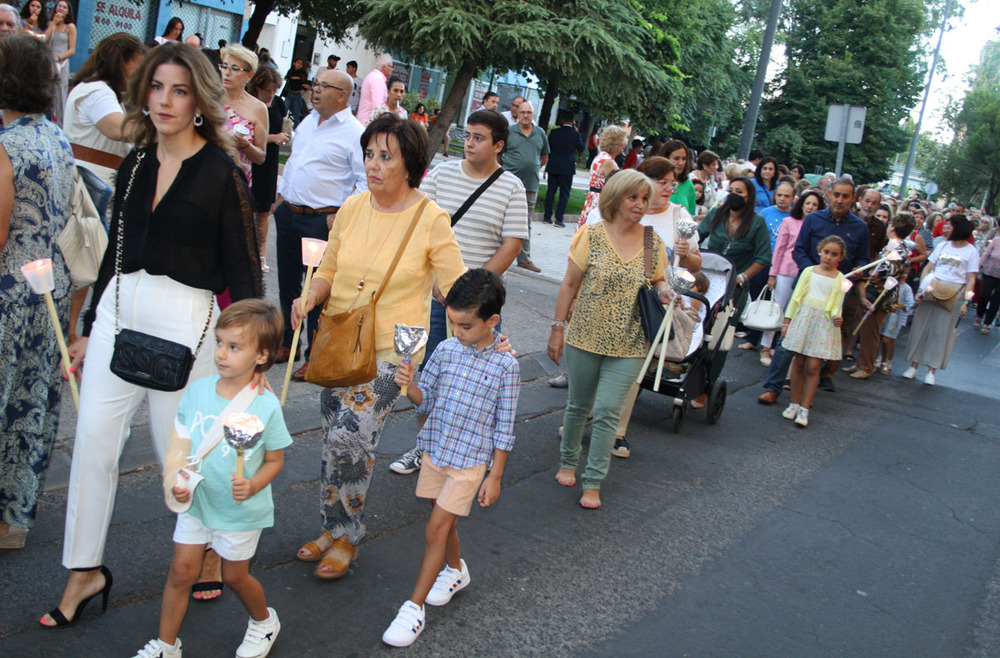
[223, 412, 264, 504]
[637, 267, 697, 391]
[280, 237, 328, 405]
[846, 249, 902, 278]
[20, 259, 79, 410]
[853, 276, 898, 335]
[393, 324, 428, 397]
[673, 217, 699, 267]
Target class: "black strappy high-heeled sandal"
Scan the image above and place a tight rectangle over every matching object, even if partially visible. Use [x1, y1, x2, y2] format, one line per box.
[41, 565, 113, 628]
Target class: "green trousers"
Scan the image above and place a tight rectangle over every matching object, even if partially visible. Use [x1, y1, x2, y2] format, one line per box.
[560, 344, 645, 490]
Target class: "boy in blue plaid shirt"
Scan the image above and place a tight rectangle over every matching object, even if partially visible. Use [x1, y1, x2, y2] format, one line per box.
[382, 269, 520, 648]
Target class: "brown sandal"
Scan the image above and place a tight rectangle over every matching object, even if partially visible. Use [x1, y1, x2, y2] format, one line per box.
[296, 530, 333, 562]
[314, 536, 358, 580]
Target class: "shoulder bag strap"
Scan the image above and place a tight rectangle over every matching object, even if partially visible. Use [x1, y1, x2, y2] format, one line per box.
[372, 197, 428, 306]
[450, 168, 504, 227]
[113, 150, 145, 336]
[191, 384, 258, 463]
[643, 225, 654, 282]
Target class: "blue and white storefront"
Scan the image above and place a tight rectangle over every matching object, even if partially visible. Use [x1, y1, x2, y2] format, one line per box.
[68, 0, 247, 68]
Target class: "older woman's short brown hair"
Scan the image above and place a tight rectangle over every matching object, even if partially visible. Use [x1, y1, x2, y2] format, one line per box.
[599, 169, 653, 222]
[0, 36, 56, 113]
[637, 156, 675, 181]
[247, 64, 283, 96]
[360, 115, 430, 189]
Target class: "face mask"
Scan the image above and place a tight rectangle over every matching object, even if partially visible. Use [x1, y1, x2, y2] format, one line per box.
[728, 193, 746, 211]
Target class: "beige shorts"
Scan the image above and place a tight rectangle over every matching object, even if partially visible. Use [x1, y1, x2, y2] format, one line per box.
[415, 457, 487, 516]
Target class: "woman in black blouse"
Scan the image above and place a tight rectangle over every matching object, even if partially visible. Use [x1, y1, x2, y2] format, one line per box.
[42, 42, 262, 628]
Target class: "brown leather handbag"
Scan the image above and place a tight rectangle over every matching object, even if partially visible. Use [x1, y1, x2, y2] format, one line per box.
[306, 199, 427, 387]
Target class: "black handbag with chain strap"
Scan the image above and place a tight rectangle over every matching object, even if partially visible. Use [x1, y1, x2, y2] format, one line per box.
[108, 150, 213, 392]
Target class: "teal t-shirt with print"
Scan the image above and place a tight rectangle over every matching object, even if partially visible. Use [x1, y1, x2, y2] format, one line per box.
[177, 376, 293, 531]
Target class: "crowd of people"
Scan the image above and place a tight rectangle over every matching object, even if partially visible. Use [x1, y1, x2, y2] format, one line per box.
[0, 13, 997, 655]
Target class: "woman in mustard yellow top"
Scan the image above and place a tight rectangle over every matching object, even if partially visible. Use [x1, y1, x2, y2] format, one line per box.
[548, 170, 670, 510]
[291, 116, 466, 578]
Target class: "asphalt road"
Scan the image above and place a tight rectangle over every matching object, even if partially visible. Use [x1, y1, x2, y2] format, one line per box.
[3, 267, 1000, 657]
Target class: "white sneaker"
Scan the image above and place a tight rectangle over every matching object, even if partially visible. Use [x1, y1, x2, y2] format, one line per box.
[902, 366, 917, 380]
[382, 600, 425, 647]
[236, 608, 280, 658]
[781, 403, 800, 420]
[134, 638, 182, 658]
[924, 372, 936, 386]
[425, 559, 470, 606]
[794, 407, 809, 427]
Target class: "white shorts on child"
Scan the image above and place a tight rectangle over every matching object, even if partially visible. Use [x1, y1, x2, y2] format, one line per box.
[173, 512, 262, 561]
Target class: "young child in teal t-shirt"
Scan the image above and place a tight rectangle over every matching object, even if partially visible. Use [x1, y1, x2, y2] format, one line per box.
[134, 300, 291, 658]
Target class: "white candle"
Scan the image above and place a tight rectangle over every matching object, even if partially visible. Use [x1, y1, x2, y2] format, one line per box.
[300, 238, 328, 267]
[884, 276, 899, 291]
[841, 279, 854, 293]
[20, 259, 54, 294]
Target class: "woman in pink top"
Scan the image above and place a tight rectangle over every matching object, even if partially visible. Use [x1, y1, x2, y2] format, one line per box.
[768, 190, 825, 310]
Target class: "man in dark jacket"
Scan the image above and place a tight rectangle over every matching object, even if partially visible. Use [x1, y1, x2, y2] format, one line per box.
[543, 109, 583, 227]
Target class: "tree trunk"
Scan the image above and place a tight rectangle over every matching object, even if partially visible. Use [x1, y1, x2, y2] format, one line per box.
[242, 0, 276, 51]
[987, 172, 999, 216]
[538, 72, 562, 130]
[426, 60, 478, 159]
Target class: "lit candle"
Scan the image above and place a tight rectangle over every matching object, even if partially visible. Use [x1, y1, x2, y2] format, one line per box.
[19, 259, 79, 410]
[300, 238, 327, 267]
[281, 238, 329, 405]
[841, 279, 854, 293]
[20, 258, 54, 294]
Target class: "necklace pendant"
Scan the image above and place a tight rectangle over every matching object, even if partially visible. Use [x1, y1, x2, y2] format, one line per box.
[357, 279, 364, 291]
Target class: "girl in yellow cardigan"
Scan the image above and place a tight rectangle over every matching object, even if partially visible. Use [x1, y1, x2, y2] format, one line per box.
[780, 236, 847, 427]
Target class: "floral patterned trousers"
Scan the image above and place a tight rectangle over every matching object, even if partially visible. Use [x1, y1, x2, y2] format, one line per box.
[319, 360, 400, 545]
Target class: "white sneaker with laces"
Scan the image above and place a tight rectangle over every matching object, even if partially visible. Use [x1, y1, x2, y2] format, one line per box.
[382, 600, 425, 647]
[782, 404, 801, 420]
[389, 447, 422, 475]
[426, 559, 470, 606]
[236, 608, 280, 658]
[902, 366, 917, 379]
[795, 407, 809, 427]
[134, 638, 182, 658]
[924, 372, 936, 386]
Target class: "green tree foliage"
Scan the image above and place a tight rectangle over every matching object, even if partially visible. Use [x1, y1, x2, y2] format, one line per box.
[356, 0, 673, 156]
[757, 0, 930, 182]
[243, 0, 362, 50]
[930, 41, 1000, 213]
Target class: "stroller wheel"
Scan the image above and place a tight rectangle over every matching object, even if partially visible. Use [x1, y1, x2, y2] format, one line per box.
[671, 404, 685, 433]
[706, 379, 727, 425]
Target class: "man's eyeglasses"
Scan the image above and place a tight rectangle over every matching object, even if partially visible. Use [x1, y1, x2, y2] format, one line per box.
[315, 81, 346, 91]
[218, 63, 251, 74]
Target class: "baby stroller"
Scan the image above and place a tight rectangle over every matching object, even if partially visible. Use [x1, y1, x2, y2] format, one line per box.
[637, 251, 738, 432]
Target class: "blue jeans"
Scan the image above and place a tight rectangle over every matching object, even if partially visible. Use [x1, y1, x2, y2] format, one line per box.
[275, 203, 329, 359]
[287, 93, 305, 126]
[761, 334, 793, 395]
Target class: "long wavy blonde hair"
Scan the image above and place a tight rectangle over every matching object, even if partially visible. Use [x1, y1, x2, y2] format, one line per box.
[124, 42, 233, 154]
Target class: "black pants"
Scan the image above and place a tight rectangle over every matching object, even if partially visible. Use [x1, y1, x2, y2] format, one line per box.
[544, 173, 574, 223]
[275, 203, 328, 358]
[978, 275, 1000, 325]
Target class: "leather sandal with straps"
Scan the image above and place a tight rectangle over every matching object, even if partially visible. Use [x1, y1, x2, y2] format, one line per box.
[297, 530, 334, 562]
[314, 536, 358, 580]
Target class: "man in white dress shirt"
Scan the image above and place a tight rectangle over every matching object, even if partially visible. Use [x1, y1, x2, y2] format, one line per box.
[275, 69, 367, 378]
